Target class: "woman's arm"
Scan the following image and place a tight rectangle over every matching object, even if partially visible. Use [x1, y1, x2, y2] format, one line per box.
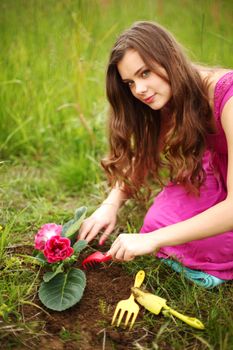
[107, 98, 233, 260]
[102, 184, 128, 210]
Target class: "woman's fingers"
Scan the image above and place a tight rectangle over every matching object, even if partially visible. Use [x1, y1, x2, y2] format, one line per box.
[107, 234, 137, 261]
[78, 205, 118, 244]
[99, 223, 115, 245]
[109, 236, 119, 249]
[107, 238, 126, 260]
[79, 219, 101, 241]
[108, 243, 135, 261]
[115, 246, 126, 260]
[106, 239, 120, 258]
[78, 219, 95, 240]
[78, 222, 93, 240]
[123, 250, 135, 261]
[79, 217, 115, 243]
[108, 233, 158, 261]
[83, 222, 105, 243]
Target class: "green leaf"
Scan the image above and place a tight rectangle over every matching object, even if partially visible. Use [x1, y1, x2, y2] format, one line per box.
[62, 207, 87, 240]
[38, 268, 86, 311]
[73, 240, 88, 254]
[61, 219, 75, 236]
[43, 264, 64, 282]
[74, 206, 87, 221]
[33, 251, 47, 265]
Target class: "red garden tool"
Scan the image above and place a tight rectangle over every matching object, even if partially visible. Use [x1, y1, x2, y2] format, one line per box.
[81, 251, 112, 269]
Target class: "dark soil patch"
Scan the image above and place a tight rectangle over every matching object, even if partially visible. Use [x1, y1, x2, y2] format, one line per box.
[6, 247, 157, 350]
[37, 264, 154, 350]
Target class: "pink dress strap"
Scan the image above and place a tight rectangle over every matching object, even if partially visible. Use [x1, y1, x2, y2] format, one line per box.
[214, 71, 233, 120]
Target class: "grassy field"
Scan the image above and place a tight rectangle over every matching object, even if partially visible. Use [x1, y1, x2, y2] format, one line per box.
[1, 0, 233, 349]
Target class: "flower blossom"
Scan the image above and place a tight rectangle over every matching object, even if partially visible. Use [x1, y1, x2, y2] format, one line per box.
[35, 223, 62, 251]
[43, 236, 74, 263]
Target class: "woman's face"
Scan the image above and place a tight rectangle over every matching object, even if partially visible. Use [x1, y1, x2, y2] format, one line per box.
[117, 49, 172, 110]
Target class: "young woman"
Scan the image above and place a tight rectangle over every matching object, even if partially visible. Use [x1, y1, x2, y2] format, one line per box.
[79, 21, 233, 287]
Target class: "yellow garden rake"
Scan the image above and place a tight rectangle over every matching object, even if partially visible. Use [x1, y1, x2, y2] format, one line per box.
[111, 270, 145, 330]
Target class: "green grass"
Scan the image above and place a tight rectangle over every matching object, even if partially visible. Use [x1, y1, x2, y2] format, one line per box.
[1, 0, 233, 349]
[1, 0, 232, 162]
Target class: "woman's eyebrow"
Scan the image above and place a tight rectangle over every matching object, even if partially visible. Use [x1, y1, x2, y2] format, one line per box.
[122, 65, 146, 82]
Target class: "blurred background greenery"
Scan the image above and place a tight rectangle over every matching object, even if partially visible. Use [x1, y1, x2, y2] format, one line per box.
[0, 0, 232, 192]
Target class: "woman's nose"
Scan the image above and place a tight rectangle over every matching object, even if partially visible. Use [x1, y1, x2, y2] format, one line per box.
[135, 81, 147, 94]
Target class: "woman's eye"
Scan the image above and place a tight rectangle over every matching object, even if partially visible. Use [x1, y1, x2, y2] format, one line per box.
[128, 81, 134, 87]
[142, 70, 150, 78]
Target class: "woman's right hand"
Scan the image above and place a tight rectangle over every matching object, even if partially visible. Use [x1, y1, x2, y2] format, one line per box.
[78, 204, 118, 245]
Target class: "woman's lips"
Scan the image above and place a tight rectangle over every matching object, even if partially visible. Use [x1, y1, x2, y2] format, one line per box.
[143, 94, 155, 103]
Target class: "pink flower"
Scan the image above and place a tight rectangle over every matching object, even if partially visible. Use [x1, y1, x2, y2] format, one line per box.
[43, 236, 74, 263]
[35, 223, 62, 251]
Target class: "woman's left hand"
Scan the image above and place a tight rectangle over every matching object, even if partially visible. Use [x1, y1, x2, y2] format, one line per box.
[106, 232, 159, 261]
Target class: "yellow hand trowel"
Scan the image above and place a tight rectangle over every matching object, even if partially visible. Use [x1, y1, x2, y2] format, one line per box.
[131, 287, 205, 330]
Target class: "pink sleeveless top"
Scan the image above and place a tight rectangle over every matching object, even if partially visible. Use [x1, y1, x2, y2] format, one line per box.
[140, 71, 233, 280]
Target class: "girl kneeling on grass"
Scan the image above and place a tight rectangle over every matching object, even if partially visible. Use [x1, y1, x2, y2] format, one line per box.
[79, 21, 233, 288]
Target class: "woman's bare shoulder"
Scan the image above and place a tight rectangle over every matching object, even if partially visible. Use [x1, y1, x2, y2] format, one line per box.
[205, 68, 232, 83]
[198, 67, 232, 102]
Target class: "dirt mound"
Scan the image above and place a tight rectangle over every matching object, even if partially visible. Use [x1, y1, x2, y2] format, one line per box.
[19, 260, 155, 350]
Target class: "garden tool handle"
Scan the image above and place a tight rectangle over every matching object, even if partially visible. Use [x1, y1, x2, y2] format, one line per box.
[134, 270, 146, 288]
[163, 305, 205, 329]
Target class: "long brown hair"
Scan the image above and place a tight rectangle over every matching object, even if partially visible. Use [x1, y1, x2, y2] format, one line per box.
[101, 21, 213, 196]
